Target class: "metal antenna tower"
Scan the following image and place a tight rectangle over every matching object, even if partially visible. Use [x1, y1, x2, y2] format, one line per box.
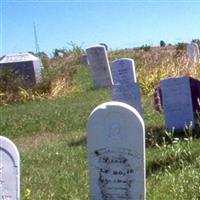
[33, 22, 40, 55]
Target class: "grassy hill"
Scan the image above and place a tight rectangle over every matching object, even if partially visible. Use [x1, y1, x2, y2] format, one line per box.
[1, 46, 200, 199]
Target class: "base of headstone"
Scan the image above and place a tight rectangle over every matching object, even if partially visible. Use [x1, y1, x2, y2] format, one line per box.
[112, 83, 143, 116]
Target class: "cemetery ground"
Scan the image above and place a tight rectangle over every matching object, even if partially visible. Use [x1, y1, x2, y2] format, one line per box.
[1, 47, 200, 199]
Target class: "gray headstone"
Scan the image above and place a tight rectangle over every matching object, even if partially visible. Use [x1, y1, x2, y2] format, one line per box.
[186, 42, 200, 63]
[160, 76, 194, 130]
[80, 54, 89, 66]
[111, 58, 137, 84]
[111, 58, 142, 115]
[0, 53, 43, 86]
[0, 136, 20, 200]
[112, 83, 143, 115]
[87, 101, 146, 200]
[86, 45, 112, 88]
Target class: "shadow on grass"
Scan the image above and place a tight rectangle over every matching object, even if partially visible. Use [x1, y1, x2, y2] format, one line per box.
[146, 153, 195, 177]
[67, 135, 87, 147]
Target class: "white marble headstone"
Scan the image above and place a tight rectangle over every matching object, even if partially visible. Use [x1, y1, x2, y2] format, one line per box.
[186, 42, 200, 63]
[87, 101, 146, 200]
[0, 136, 20, 200]
[160, 76, 194, 130]
[111, 58, 137, 84]
[86, 45, 113, 88]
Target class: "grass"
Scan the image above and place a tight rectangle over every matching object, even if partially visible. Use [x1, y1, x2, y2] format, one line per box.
[18, 132, 200, 200]
[1, 47, 200, 199]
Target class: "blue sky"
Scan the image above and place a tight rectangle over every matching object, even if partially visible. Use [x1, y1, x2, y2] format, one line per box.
[1, 1, 200, 56]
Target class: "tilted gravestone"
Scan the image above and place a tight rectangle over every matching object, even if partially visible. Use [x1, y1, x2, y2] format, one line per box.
[186, 42, 200, 64]
[86, 45, 112, 88]
[111, 58, 142, 115]
[160, 76, 194, 130]
[87, 101, 146, 200]
[0, 136, 20, 200]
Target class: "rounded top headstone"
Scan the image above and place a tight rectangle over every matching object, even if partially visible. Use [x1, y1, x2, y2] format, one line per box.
[0, 136, 20, 166]
[0, 136, 20, 200]
[111, 58, 137, 84]
[88, 101, 144, 150]
[87, 101, 145, 200]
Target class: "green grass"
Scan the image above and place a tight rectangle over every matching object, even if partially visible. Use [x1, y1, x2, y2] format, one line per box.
[1, 66, 200, 199]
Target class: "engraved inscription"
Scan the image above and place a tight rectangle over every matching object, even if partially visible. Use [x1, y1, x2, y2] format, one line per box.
[93, 147, 141, 199]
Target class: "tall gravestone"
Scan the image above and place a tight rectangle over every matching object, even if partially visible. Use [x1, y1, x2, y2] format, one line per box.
[160, 76, 194, 130]
[0, 136, 20, 200]
[186, 42, 200, 64]
[86, 45, 112, 88]
[111, 58, 142, 115]
[87, 101, 146, 200]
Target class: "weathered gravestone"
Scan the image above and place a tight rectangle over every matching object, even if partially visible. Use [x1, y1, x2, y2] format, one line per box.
[0, 53, 43, 87]
[86, 45, 112, 88]
[160, 76, 194, 130]
[0, 136, 20, 200]
[186, 42, 200, 64]
[87, 101, 146, 200]
[111, 58, 142, 115]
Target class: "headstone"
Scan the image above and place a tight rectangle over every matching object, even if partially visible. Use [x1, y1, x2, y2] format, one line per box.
[111, 58, 136, 84]
[80, 54, 89, 66]
[112, 84, 143, 115]
[0, 53, 43, 87]
[86, 45, 112, 88]
[111, 58, 142, 115]
[0, 136, 20, 200]
[186, 42, 200, 63]
[87, 101, 146, 200]
[160, 76, 194, 130]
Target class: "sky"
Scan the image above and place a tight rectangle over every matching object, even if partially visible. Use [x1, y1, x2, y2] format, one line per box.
[1, 0, 200, 56]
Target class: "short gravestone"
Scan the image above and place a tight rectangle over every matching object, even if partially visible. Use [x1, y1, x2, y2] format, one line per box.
[0, 136, 20, 200]
[111, 58, 142, 115]
[86, 45, 112, 88]
[160, 76, 194, 130]
[87, 101, 146, 200]
[80, 54, 89, 66]
[186, 42, 200, 63]
[0, 53, 43, 87]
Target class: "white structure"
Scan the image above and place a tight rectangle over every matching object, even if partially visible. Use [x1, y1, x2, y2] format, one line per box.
[87, 101, 146, 200]
[111, 58, 142, 115]
[160, 76, 194, 130]
[0, 136, 20, 200]
[0, 53, 43, 86]
[111, 58, 137, 84]
[86, 45, 112, 88]
[186, 42, 200, 64]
